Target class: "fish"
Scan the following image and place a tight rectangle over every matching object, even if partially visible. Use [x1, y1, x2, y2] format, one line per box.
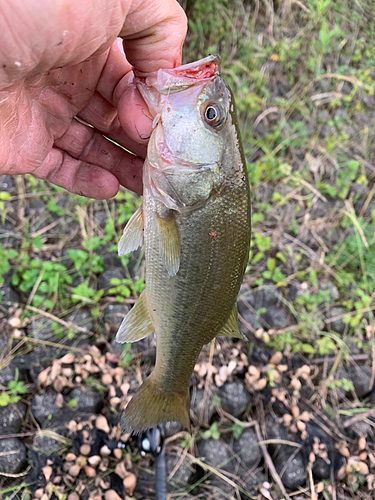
[115, 55, 251, 434]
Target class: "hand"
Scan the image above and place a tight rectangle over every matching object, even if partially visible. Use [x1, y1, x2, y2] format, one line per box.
[0, 0, 187, 198]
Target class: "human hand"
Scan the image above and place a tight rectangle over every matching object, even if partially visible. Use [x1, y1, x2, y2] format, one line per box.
[0, 0, 187, 198]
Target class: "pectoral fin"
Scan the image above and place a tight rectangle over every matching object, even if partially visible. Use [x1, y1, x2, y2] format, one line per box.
[115, 291, 154, 343]
[217, 305, 246, 340]
[118, 207, 144, 256]
[156, 212, 180, 276]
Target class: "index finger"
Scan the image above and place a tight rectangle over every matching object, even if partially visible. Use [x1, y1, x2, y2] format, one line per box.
[120, 0, 187, 73]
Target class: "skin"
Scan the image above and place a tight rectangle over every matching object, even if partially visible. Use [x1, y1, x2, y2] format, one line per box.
[0, 0, 187, 198]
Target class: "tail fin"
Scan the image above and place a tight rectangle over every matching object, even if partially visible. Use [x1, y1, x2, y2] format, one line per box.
[121, 373, 190, 434]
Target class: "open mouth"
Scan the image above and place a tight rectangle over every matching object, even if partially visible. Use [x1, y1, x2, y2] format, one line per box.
[172, 55, 220, 80]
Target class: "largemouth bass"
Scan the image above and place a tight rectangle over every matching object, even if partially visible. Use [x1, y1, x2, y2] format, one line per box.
[116, 55, 251, 433]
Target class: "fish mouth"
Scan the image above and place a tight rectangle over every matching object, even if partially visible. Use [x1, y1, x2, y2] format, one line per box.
[171, 55, 220, 80]
[135, 55, 221, 96]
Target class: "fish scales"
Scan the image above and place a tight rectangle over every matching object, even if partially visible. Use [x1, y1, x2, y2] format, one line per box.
[116, 55, 251, 433]
[145, 186, 249, 389]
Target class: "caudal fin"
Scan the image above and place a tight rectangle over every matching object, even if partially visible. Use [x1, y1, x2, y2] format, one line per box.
[121, 374, 190, 434]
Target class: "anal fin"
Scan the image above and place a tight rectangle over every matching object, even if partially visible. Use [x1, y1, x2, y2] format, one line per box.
[216, 305, 246, 340]
[156, 212, 180, 276]
[115, 290, 154, 343]
[118, 206, 144, 256]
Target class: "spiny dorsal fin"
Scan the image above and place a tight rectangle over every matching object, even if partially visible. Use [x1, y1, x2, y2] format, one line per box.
[118, 206, 144, 256]
[156, 212, 180, 276]
[115, 291, 154, 343]
[216, 305, 246, 340]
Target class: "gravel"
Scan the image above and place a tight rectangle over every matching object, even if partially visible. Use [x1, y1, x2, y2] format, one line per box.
[219, 382, 251, 417]
[31, 392, 74, 427]
[0, 401, 27, 435]
[233, 429, 261, 468]
[165, 451, 194, 492]
[97, 269, 126, 290]
[0, 437, 27, 474]
[196, 439, 234, 473]
[66, 386, 103, 414]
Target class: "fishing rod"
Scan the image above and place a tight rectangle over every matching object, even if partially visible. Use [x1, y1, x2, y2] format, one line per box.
[137, 426, 166, 500]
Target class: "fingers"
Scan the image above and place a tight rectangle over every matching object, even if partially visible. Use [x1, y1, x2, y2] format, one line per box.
[78, 89, 148, 159]
[93, 39, 153, 146]
[0, 0, 129, 89]
[0, 0, 187, 90]
[53, 118, 144, 196]
[32, 148, 120, 199]
[121, 0, 187, 72]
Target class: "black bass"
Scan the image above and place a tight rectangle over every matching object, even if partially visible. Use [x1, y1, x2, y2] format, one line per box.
[116, 55, 251, 433]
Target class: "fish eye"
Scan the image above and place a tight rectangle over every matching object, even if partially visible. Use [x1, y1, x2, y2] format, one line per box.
[203, 103, 225, 128]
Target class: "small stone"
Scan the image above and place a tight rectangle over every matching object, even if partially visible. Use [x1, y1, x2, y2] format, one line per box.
[161, 421, 183, 438]
[219, 382, 251, 417]
[358, 436, 366, 450]
[98, 270, 126, 290]
[266, 418, 307, 489]
[28, 317, 54, 340]
[60, 353, 75, 364]
[80, 444, 91, 456]
[240, 471, 268, 497]
[65, 453, 77, 462]
[67, 494, 80, 500]
[197, 439, 234, 473]
[67, 386, 103, 413]
[297, 420, 306, 432]
[269, 352, 283, 365]
[0, 437, 27, 474]
[84, 465, 96, 477]
[0, 401, 26, 434]
[88, 455, 101, 467]
[275, 451, 307, 489]
[283, 414, 293, 426]
[94, 210, 108, 229]
[190, 388, 217, 423]
[102, 373, 113, 385]
[100, 445, 111, 456]
[123, 473, 137, 496]
[319, 281, 340, 301]
[104, 304, 130, 329]
[115, 461, 127, 479]
[0, 283, 21, 306]
[261, 307, 291, 330]
[357, 461, 369, 475]
[104, 490, 122, 500]
[31, 392, 74, 426]
[69, 464, 81, 477]
[65, 308, 95, 332]
[327, 307, 346, 334]
[33, 433, 63, 455]
[42, 465, 53, 483]
[233, 429, 261, 468]
[8, 317, 21, 328]
[165, 452, 193, 492]
[96, 415, 110, 434]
